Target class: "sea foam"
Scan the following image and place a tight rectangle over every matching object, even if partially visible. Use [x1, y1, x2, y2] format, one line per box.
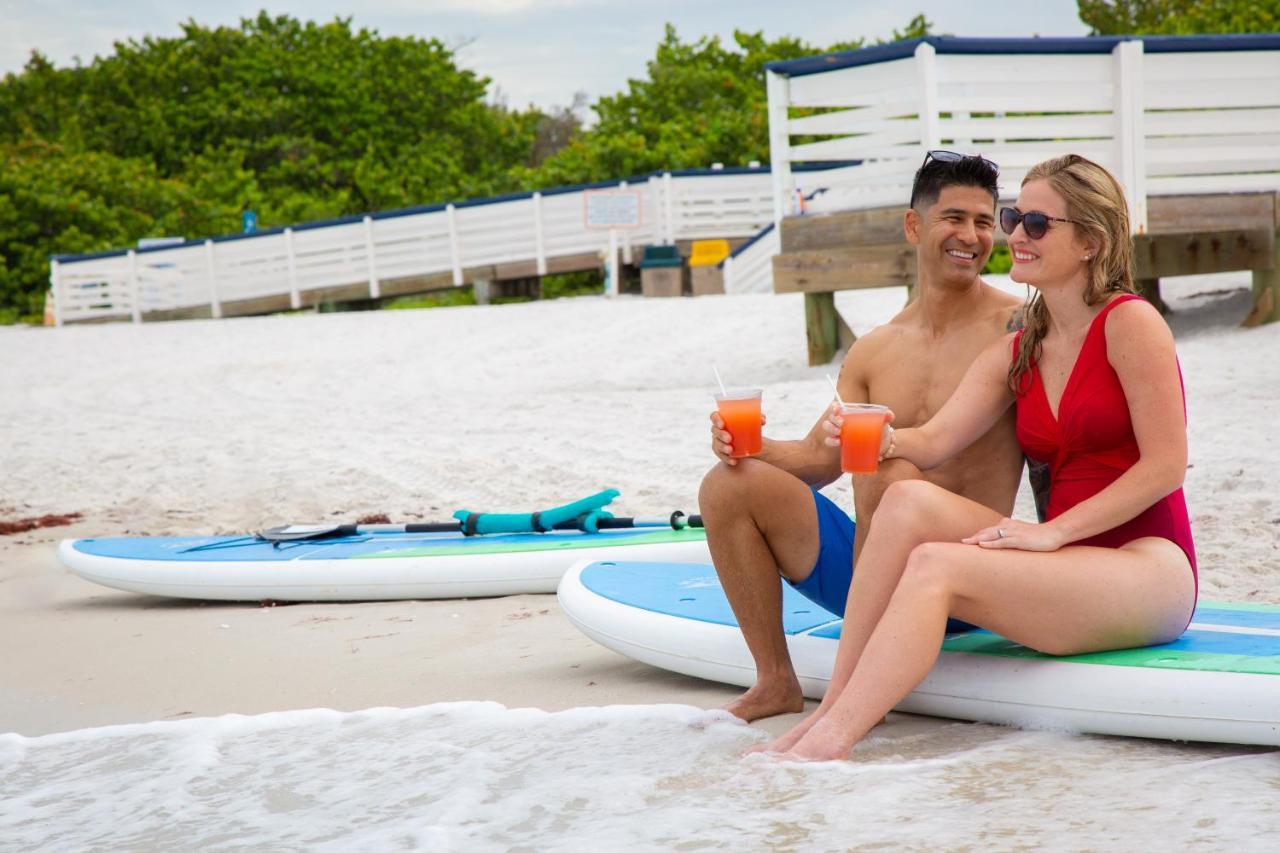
[2, 702, 1277, 851]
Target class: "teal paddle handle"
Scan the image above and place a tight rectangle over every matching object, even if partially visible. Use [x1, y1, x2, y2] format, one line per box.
[453, 489, 620, 535]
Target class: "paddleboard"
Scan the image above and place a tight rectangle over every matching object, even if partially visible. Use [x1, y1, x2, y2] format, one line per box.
[58, 528, 709, 601]
[558, 559, 1280, 747]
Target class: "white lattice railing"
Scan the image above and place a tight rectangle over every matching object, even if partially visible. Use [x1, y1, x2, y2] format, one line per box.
[721, 223, 780, 295]
[766, 35, 1280, 230]
[50, 166, 839, 325]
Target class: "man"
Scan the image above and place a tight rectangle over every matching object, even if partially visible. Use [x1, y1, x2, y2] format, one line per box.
[699, 152, 1036, 722]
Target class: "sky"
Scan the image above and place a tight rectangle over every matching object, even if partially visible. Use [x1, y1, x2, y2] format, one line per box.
[0, 1, 1090, 113]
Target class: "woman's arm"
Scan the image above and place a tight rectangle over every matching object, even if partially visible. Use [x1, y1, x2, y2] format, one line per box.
[888, 333, 1018, 469]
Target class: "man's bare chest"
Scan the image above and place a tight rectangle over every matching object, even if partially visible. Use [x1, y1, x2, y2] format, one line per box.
[866, 336, 991, 427]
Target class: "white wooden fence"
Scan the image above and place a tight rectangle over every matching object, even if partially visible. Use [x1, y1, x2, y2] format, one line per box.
[54, 35, 1276, 321]
[720, 223, 779, 295]
[766, 34, 1280, 231]
[50, 166, 829, 325]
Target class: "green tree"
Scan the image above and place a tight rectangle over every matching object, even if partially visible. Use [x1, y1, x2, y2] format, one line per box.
[1078, 0, 1280, 33]
[0, 14, 537, 216]
[0, 139, 226, 322]
[522, 18, 932, 187]
[0, 12, 935, 321]
[0, 13, 543, 320]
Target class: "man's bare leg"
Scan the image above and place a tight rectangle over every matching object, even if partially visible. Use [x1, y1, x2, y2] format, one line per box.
[698, 460, 819, 721]
[698, 458, 929, 722]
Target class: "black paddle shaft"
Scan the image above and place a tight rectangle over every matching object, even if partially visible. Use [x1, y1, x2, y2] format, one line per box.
[257, 513, 704, 543]
[396, 514, 705, 533]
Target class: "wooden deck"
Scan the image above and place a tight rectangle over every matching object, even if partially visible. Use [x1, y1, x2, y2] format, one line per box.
[772, 192, 1280, 365]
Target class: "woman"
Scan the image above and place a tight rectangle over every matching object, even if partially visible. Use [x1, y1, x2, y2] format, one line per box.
[764, 154, 1197, 761]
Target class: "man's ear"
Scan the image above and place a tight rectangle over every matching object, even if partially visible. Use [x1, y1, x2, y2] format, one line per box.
[904, 207, 922, 245]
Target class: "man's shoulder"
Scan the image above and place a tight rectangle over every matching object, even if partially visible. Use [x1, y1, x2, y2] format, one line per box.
[839, 322, 904, 376]
[848, 321, 907, 356]
[981, 282, 1027, 332]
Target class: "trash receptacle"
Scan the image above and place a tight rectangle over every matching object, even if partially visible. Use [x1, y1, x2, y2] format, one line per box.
[639, 245, 684, 298]
[689, 239, 730, 296]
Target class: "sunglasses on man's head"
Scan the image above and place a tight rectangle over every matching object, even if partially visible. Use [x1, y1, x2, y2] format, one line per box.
[999, 207, 1075, 240]
[922, 149, 999, 170]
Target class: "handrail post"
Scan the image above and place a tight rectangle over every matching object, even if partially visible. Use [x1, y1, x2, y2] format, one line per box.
[127, 249, 142, 324]
[49, 260, 63, 327]
[607, 228, 619, 297]
[915, 41, 940, 153]
[204, 239, 222, 319]
[619, 180, 633, 265]
[663, 171, 675, 245]
[363, 215, 380, 299]
[1113, 39, 1148, 234]
[766, 70, 793, 229]
[447, 203, 463, 286]
[532, 192, 547, 275]
[647, 176, 663, 247]
[722, 255, 734, 295]
[284, 227, 301, 309]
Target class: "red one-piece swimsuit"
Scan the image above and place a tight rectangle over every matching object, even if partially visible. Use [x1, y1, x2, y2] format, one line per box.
[1014, 293, 1198, 597]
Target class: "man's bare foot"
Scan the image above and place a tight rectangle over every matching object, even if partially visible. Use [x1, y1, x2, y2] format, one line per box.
[723, 677, 805, 723]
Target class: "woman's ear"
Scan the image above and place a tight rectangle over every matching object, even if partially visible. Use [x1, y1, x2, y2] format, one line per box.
[1082, 232, 1103, 263]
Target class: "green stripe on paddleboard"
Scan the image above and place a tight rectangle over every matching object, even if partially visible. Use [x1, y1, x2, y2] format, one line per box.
[1198, 599, 1280, 614]
[356, 528, 707, 559]
[941, 632, 1280, 676]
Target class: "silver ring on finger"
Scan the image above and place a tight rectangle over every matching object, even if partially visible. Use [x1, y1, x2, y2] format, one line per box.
[996, 528, 1006, 539]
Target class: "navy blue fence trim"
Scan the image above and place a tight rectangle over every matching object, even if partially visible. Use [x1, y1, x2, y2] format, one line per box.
[765, 34, 1280, 78]
[51, 163, 851, 263]
[718, 222, 776, 270]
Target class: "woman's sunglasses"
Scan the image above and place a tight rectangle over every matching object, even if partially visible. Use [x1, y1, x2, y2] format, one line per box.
[999, 207, 1075, 240]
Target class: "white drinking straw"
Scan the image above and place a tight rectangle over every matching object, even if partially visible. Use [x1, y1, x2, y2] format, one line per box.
[713, 363, 728, 396]
[825, 374, 846, 407]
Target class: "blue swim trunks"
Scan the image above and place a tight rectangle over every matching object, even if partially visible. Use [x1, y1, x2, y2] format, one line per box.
[786, 489, 977, 633]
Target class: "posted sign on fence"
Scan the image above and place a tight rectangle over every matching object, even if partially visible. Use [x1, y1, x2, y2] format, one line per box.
[584, 190, 642, 229]
[584, 189, 642, 298]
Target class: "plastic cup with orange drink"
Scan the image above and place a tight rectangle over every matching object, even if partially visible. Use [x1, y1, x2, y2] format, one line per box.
[838, 402, 890, 474]
[714, 388, 763, 458]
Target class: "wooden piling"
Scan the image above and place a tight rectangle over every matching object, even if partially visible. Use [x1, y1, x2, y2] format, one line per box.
[804, 292, 856, 365]
[1244, 228, 1280, 328]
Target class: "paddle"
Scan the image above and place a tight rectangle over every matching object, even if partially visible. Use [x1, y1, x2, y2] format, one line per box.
[255, 489, 703, 542]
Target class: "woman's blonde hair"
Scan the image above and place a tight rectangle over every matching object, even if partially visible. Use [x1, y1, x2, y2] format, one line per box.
[1008, 154, 1137, 394]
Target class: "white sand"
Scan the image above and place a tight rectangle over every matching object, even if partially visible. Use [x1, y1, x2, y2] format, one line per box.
[0, 273, 1277, 737]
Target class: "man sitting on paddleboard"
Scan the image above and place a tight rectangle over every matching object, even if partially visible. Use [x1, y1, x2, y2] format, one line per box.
[700, 151, 1044, 722]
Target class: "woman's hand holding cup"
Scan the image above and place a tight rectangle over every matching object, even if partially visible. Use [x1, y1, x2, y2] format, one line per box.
[823, 401, 895, 474]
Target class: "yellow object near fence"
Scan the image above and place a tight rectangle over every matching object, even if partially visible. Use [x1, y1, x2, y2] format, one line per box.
[689, 239, 730, 297]
[689, 239, 730, 268]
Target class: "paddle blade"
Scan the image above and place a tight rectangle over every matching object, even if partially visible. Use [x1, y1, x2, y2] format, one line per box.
[255, 524, 358, 542]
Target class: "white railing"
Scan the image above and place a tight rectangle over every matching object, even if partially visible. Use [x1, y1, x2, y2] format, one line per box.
[721, 223, 780, 295]
[51, 166, 837, 325]
[766, 35, 1280, 232]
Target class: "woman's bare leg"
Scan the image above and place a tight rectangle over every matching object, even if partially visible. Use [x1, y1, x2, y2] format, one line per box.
[783, 534, 1195, 761]
[759, 480, 1002, 752]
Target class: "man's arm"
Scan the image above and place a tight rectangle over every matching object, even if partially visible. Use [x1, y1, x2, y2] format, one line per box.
[731, 332, 880, 488]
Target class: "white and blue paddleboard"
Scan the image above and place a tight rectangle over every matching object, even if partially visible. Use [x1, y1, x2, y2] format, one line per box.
[58, 528, 710, 602]
[558, 560, 1280, 747]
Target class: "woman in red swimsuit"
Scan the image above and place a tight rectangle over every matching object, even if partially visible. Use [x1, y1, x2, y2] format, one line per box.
[765, 154, 1198, 762]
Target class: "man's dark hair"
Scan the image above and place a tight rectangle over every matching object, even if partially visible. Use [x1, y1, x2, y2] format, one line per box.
[909, 154, 999, 211]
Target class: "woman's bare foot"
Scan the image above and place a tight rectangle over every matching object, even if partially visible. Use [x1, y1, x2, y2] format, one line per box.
[744, 708, 825, 755]
[776, 719, 852, 762]
[722, 676, 805, 723]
